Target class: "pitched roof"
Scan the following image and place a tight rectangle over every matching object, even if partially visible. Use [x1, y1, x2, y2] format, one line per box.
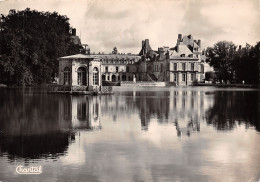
[92, 54, 140, 60]
[58, 53, 141, 62]
[59, 54, 96, 59]
[169, 45, 198, 60]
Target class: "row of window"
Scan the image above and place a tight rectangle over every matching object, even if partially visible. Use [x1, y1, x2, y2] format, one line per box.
[102, 75, 133, 82]
[172, 63, 204, 73]
[103, 63, 204, 73]
[173, 63, 194, 71]
[105, 66, 130, 72]
[173, 73, 196, 82]
[64, 67, 99, 86]
[180, 54, 194, 58]
[101, 59, 136, 64]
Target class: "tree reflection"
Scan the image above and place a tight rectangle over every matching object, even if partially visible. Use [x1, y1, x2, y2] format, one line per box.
[0, 132, 75, 161]
[0, 88, 75, 161]
[205, 91, 259, 131]
[0, 87, 259, 161]
[0, 88, 102, 161]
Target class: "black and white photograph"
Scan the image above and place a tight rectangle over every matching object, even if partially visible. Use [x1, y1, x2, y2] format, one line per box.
[0, 0, 259, 181]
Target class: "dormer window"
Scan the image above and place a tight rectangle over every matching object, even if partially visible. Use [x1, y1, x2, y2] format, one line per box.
[181, 54, 185, 57]
[189, 54, 193, 57]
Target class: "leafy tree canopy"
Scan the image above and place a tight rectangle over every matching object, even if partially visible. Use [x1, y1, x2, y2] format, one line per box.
[206, 41, 259, 84]
[0, 8, 81, 85]
[206, 41, 237, 82]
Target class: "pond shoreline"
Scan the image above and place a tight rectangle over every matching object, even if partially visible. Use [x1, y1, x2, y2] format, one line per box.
[195, 83, 258, 88]
[1, 83, 259, 90]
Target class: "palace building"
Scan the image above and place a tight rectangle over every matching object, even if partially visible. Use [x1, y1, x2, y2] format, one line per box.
[58, 34, 211, 87]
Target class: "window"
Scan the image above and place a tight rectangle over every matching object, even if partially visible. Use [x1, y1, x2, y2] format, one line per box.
[174, 73, 177, 82]
[93, 67, 99, 85]
[77, 67, 86, 85]
[107, 75, 110, 81]
[122, 74, 126, 81]
[191, 63, 194, 71]
[201, 64, 204, 73]
[174, 63, 177, 71]
[112, 75, 116, 82]
[182, 63, 186, 71]
[191, 73, 194, 81]
[116, 66, 118, 72]
[182, 74, 185, 81]
[128, 76, 131, 81]
[64, 67, 70, 85]
[102, 75, 105, 81]
[105, 66, 108, 72]
[118, 75, 120, 81]
[126, 66, 129, 72]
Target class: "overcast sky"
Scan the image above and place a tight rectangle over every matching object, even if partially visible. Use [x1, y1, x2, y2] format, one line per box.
[0, 0, 259, 53]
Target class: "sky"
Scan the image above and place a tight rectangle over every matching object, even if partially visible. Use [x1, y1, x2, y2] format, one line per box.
[0, 0, 260, 54]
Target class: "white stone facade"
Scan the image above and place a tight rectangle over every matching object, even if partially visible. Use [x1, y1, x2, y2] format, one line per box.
[58, 54, 102, 89]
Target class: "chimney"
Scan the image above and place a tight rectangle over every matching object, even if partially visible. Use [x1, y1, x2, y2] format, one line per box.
[145, 39, 149, 48]
[177, 34, 182, 46]
[198, 39, 201, 48]
[158, 47, 164, 61]
[145, 39, 149, 54]
[178, 34, 182, 40]
[72, 28, 76, 36]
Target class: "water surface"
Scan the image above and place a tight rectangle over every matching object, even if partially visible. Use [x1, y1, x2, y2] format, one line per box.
[0, 86, 259, 182]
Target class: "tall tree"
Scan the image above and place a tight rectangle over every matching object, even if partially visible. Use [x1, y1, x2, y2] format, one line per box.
[0, 8, 81, 85]
[206, 41, 237, 82]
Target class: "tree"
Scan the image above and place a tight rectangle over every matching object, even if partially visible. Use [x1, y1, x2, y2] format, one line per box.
[0, 8, 81, 85]
[205, 71, 217, 82]
[112, 47, 118, 54]
[206, 41, 237, 83]
[232, 43, 259, 84]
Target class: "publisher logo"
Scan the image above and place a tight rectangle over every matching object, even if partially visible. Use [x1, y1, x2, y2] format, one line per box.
[16, 165, 42, 174]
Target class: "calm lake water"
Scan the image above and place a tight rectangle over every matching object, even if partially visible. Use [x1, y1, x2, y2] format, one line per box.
[0, 86, 259, 182]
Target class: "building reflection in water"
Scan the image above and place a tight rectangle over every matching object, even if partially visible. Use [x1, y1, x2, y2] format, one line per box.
[134, 90, 213, 137]
[59, 95, 102, 131]
[99, 90, 213, 137]
[170, 90, 208, 137]
[0, 89, 102, 161]
[0, 87, 259, 163]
